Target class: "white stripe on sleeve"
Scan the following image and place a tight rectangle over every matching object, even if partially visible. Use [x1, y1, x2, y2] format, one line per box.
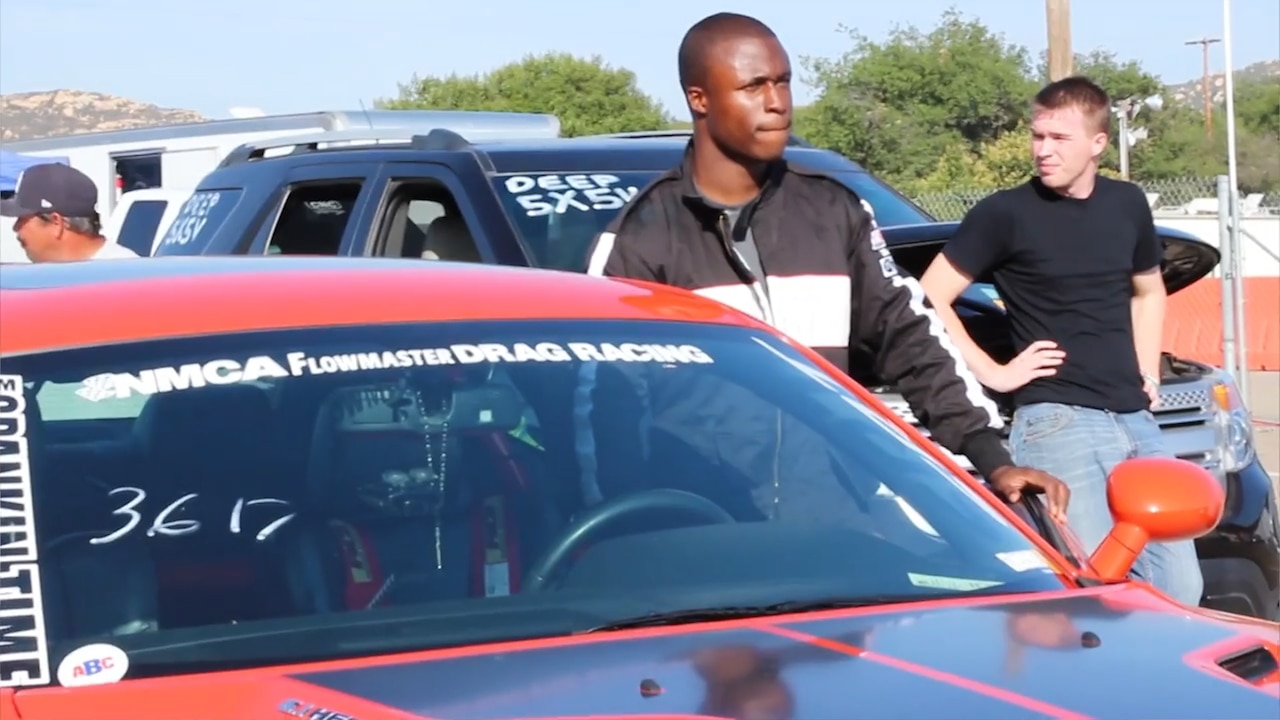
[893, 274, 1005, 429]
[585, 232, 616, 276]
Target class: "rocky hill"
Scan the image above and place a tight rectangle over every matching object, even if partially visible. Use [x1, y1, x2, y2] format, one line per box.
[0, 90, 206, 142]
[1165, 59, 1280, 107]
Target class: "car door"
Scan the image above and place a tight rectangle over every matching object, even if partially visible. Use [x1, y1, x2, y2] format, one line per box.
[242, 162, 384, 257]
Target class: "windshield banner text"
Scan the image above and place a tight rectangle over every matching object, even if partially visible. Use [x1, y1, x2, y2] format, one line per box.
[0, 374, 51, 688]
[77, 342, 714, 402]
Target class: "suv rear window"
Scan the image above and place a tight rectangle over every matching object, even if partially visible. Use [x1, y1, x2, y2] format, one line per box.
[491, 169, 935, 273]
[154, 190, 243, 256]
[491, 172, 646, 271]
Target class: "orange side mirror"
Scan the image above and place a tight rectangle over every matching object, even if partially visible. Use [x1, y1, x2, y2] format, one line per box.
[1090, 457, 1224, 582]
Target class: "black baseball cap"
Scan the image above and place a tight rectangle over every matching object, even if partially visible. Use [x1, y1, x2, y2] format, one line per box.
[0, 163, 99, 218]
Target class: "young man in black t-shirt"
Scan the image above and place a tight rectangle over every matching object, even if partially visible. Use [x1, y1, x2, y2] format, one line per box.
[919, 77, 1203, 607]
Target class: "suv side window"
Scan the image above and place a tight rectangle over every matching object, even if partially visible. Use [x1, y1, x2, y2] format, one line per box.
[266, 182, 362, 255]
[378, 182, 482, 263]
[115, 199, 169, 256]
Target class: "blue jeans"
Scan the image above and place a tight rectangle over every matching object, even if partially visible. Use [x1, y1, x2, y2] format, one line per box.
[1010, 402, 1204, 606]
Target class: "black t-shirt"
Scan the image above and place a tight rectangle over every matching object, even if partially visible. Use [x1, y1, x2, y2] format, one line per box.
[942, 176, 1162, 413]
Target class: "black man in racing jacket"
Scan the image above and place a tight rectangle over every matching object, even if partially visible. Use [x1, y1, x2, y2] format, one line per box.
[580, 12, 1070, 520]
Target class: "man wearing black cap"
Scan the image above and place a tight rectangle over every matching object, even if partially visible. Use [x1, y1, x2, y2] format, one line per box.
[1, 162, 138, 262]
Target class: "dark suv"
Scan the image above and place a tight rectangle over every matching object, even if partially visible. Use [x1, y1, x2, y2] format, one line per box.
[153, 127, 1279, 620]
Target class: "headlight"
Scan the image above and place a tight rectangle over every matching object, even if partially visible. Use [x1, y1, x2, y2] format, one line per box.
[1212, 378, 1256, 473]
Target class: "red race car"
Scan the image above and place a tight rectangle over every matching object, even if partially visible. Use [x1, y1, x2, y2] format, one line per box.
[0, 256, 1276, 720]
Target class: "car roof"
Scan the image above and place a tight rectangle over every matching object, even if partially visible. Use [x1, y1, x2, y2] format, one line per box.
[0, 257, 759, 356]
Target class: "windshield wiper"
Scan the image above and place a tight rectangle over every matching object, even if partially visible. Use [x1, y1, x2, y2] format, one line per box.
[580, 595, 956, 634]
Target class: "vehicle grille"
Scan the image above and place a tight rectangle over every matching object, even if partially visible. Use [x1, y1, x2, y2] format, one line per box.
[1153, 386, 1220, 473]
[1157, 387, 1213, 414]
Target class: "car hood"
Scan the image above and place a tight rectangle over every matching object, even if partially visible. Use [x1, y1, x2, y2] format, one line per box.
[882, 221, 1220, 296]
[20, 586, 1277, 719]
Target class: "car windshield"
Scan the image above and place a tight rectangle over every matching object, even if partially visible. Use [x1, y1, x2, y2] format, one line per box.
[0, 319, 1061, 685]
[493, 169, 934, 272]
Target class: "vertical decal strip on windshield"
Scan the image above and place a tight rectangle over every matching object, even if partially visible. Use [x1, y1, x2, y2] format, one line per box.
[0, 374, 51, 688]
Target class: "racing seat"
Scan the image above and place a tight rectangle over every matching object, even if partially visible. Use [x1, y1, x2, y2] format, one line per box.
[26, 385, 160, 642]
[284, 381, 554, 614]
[131, 384, 298, 628]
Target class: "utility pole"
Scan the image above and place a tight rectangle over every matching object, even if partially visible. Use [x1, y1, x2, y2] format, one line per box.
[1046, 0, 1073, 81]
[1185, 37, 1221, 138]
[1114, 100, 1134, 180]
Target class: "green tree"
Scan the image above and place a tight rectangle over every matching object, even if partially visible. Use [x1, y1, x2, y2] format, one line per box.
[797, 8, 1036, 185]
[1231, 76, 1280, 191]
[1235, 127, 1280, 192]
[1128, 103, 1220, 180]
[973, 126, 1036, 186]
[909, 124, 1048, 194]
[378, 52, 672, 137]
[909, 142, 988, 195]
[794, 9, 1226, 191]
[1120, 87, 1279, 193]
[1054, 50, 1278, 190]
[1036, 49, 1164, 103]
[1234, 76, 1280, 138]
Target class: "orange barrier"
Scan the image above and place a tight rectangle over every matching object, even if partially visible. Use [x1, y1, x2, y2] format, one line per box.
[1164, 277, 1280, 371]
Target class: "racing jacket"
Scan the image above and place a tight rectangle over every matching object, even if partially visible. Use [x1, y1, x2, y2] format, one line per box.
[580, 145, 1011, 481]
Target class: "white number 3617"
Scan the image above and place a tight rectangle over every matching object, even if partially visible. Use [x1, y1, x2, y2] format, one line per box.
[88, 487, 296, 545]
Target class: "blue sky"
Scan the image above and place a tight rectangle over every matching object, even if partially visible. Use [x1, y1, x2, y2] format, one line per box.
[1, 0, 1277, 121]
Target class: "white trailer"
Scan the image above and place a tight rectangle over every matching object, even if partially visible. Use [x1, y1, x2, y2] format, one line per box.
[1, 109, 561, 217]
[0, 109, 561, 263]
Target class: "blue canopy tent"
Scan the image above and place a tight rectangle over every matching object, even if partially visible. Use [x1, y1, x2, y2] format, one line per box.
[0, 150, 70, 192]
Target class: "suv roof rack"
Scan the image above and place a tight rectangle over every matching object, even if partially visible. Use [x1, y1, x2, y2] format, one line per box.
[218, 127, 487, 168]
[585, 129, 815, 148]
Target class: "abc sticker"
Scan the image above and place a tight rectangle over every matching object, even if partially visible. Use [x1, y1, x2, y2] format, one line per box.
[57, 643, 129, 687]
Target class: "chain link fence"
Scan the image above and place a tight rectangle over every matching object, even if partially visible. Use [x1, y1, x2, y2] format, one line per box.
[911, 177, 1280, 221]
